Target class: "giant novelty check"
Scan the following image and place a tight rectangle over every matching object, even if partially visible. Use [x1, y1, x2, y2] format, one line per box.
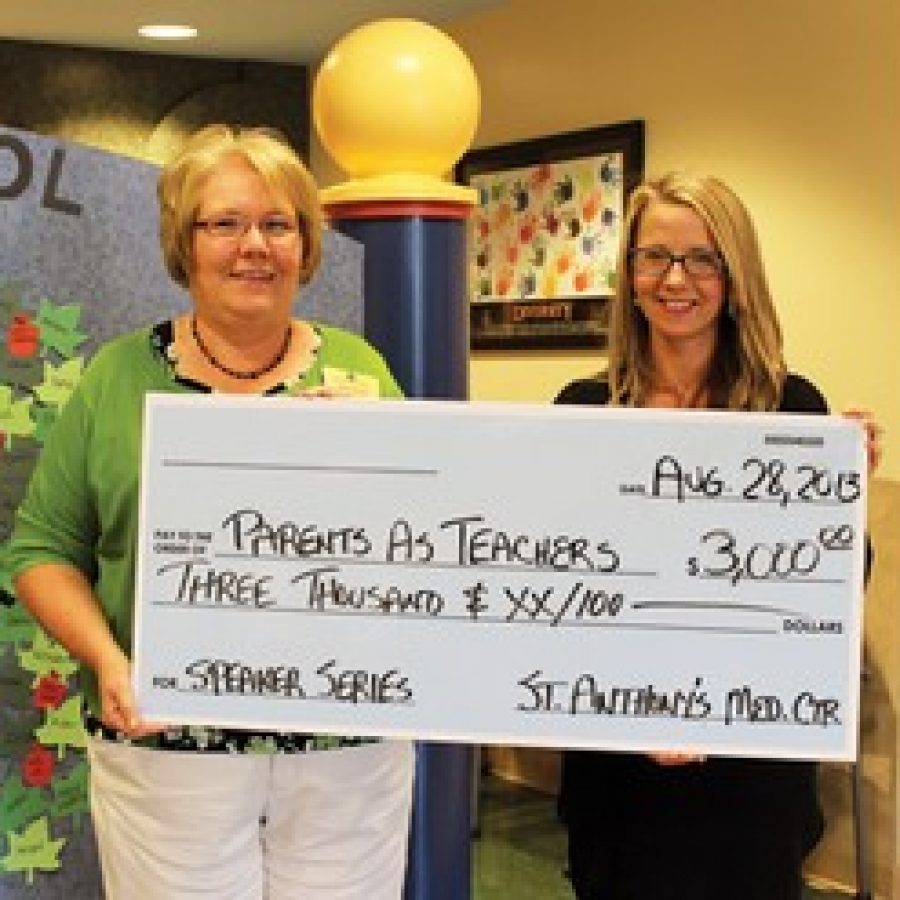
[134, 396, 866, 760]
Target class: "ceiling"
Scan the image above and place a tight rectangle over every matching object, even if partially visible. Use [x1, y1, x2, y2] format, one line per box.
[2, 0, 503, 64]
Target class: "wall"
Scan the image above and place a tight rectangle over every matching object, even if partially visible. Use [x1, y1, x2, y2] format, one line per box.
[307, 0, 898, 460]
[0, 39, 308, 164]
[437, 0, 900, 480]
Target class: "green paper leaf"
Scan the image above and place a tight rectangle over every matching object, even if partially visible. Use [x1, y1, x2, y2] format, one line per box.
[35, 299, 87, 359]
[0, 776, 48, 835]
[0, 385, 35, 448]
[35, 696, 87, 759]
[49, 760, 89, 828]
[32, 357, 84, 410]
[1, 815, 65, 884]
[17, 630, 79, 684]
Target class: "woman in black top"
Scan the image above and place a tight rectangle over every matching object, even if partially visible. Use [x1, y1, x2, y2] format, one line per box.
[555, 172, 880, 900]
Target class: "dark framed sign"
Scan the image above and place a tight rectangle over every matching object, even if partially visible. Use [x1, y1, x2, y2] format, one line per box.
[456, 120, 644, 350]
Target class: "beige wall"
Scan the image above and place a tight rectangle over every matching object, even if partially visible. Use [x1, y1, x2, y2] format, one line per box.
[435, 0, 899, 481]
[310, 0, 899, 473]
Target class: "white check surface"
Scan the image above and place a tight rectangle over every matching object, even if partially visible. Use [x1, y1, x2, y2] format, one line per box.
[134, 395, 865, 760]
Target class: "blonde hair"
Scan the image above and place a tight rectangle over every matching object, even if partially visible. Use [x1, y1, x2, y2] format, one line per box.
[608, 172, 785, 410]
[158, 124, 323, 288]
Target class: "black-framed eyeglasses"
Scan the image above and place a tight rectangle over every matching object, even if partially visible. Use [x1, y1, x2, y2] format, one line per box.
[193, 214, 299, 242]
[629, 246, 726, 280]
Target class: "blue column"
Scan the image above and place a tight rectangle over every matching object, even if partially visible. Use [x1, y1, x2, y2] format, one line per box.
[328, 207, 468, 399]
[328, 201, 472, 900]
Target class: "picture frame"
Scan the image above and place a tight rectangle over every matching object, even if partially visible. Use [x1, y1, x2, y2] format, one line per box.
[456, 120, 645, 350]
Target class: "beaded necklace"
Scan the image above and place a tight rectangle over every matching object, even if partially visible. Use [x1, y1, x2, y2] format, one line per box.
[191, 316, 291, 381]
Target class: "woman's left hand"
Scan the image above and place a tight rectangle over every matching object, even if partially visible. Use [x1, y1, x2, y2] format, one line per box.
[841, 408, 883, 475]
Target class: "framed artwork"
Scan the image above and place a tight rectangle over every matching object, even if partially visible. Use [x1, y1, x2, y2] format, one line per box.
[456, 120, 644, 350]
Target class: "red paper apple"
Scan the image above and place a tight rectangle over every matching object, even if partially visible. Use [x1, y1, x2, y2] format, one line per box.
[22, 743, 55, 787]
[33, 672, 68, 711]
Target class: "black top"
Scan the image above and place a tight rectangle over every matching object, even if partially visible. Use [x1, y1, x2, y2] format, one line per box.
[554, 372, 828, 900]
[555, 371, 828, 412]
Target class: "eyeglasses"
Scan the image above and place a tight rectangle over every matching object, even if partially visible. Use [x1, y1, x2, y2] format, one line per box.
[629, 246, 725, 280]
[193, 214, 299, 242]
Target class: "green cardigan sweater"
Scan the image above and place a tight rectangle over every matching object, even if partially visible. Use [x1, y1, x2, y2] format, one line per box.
[5, 323, 402, 720]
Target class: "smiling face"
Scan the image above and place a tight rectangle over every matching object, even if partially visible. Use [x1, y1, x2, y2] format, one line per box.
[632, 200, 725, 357]
[188, 154, 302, 328]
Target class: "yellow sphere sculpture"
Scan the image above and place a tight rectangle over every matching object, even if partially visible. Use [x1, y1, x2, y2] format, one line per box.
[314, 18, 480, 202]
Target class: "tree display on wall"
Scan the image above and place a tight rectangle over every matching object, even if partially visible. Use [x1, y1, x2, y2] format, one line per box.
[0, 286, 91, 886]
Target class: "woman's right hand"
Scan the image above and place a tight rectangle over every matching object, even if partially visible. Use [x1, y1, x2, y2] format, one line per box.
[14, 564, 167, 738]
[96, 644, 164, 738]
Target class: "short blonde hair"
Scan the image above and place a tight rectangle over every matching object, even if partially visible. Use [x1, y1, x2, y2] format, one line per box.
[158, 124, 323, 288]
[609, 172, 786, 411]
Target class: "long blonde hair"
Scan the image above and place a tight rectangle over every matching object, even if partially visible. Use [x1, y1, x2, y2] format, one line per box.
[608, 172, 785, 410]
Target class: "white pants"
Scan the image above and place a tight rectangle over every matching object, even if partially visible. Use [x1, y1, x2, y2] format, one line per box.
[87, 737, 414, 900]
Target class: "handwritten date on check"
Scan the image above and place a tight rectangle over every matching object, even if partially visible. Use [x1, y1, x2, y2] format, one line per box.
[134, 397, 865, 761]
